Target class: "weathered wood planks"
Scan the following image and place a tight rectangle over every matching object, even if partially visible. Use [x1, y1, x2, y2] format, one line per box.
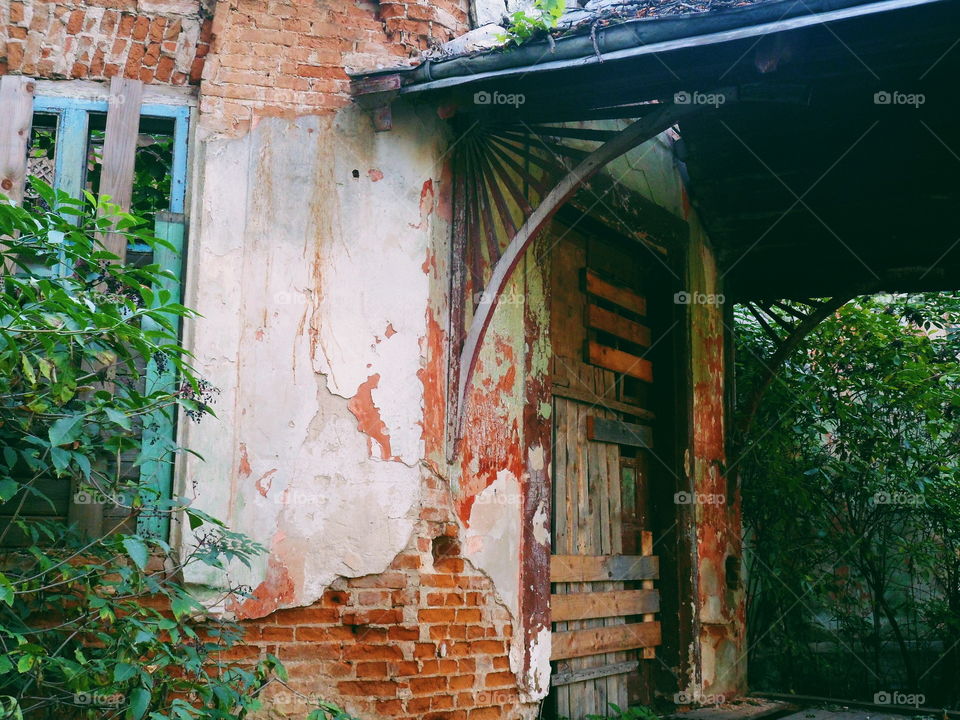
[551, 660, 640, 687]
[551, 588, 660, 622]
[587, 416, 654, 449]
[551, 554, 659, 583]
[585, 269, 646, 316]
[587, 341, 653, 382]
[551, 621, 662, 660]
[587, 303, 651, 346]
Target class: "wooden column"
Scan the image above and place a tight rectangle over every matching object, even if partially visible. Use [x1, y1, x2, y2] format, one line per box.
[0, 76, 36, 205]
[99, 76, 144, 261]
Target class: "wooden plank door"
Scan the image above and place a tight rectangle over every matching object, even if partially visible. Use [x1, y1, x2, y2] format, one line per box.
[548, 224, 661, 718]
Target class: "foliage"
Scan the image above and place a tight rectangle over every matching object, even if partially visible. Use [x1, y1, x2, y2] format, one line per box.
[563, 703, 659, 720]
[735, 293, 960, 706]
[499, 0, 565, 45]
[0, 182, 355, 719]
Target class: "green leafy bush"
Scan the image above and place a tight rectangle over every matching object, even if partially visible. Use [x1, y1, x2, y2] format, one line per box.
[736, 294, 960, 705]
[0, 182, 357, 719]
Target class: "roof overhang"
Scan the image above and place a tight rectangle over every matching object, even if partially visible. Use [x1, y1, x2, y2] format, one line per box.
[352, 0, 960, 300]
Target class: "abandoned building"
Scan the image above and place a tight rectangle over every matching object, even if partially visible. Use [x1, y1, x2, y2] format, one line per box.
[2, 0, 960, 715]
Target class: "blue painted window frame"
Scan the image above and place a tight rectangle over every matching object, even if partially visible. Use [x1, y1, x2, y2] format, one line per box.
[30, 94, 191, 540]
[32, 96, 190, 250]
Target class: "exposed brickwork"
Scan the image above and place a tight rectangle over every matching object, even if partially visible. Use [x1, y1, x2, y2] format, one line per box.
[0, 0, 211, 83]
[228, 473, 529, 720]
[199, 0, 469, 133]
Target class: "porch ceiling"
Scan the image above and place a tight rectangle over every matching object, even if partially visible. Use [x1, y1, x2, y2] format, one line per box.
[358, 0, 960, 301]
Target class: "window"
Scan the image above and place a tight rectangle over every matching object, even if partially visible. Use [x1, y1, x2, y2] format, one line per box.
[0, 87, 191, 544]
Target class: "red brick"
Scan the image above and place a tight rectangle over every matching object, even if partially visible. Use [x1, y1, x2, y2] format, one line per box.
[259, 626, 294, 642]
[66, 9, 84, 34]
[450, 674, 474, 690]
[342, 609, 403, 625]
[388, 626, 420, 642]
[356, 661, 387, 678]
[468, 709, 500, 720]
[410, 675, 447, 694]
[419, 608, 455, 624]
[484, 671, 514, 688]
[337, 680, 398, 697]
[470, 640, 504, 655]
[274, 606, 339, 624]
[414, 643, 436, 659]
[343, 644, 404, 662]
[376, 700, 404, 715]
[131, 15, 149, 40]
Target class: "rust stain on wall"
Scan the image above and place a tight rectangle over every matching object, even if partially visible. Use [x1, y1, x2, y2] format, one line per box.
[238, 442, 252, 477]
[348, 373, 395, 461]
[255, 468, 277, 498]
[418, 307, 446, 463]
[409, 178, 435, 229]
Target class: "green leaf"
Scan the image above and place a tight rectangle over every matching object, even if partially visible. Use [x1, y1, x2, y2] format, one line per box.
[122, 537, 150, 570]
[48, 414, 83, 447]
[114, 662, 138, 682]
[0, 573, 13, 606]
[105, 407, 133, 431]
[20, 355, 36, 386]
[0, 478, 18, 502]
[16, 656, 34, 673]
[127, 687, 150, 720]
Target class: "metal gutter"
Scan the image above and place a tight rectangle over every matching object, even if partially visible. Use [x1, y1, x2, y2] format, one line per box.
[357, 0, 949, 94]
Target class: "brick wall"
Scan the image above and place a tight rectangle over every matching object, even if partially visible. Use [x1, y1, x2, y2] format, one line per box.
[0, 0, 211, 83]
[227, 472, 530, 720]
[199, 0, 469, 133]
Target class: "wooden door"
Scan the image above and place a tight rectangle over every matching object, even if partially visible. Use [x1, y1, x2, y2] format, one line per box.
[548, 225, 662, 719]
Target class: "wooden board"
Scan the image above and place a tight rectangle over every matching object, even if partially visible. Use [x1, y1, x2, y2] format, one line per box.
[0, 76, 35, 206]
[552, 660, 639, 687]
[588, 341, 653, 382]
[551, 381, 655, 420]
[585, 270, 646, 315]
[552, 621, 661, 660]
[551, 589, 659, 622]
[551, 554, 659, 582]
[587, 416, 653, 449]
[588, 304, 651, 346]
[98, 76, 143, 261]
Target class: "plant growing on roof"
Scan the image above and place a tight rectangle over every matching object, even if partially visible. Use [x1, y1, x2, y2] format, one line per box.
[500, 0, 566, 45]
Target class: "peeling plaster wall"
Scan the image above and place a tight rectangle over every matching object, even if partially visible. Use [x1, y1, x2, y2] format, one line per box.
[176, 77, 744, 709]
[178, 103, 453, 615]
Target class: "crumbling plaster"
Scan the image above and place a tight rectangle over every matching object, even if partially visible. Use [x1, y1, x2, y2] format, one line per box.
[177, 103, 453, 613]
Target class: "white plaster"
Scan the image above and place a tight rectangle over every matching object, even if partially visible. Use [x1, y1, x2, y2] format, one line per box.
[177, 106, 450, 612]
[461, 469, 522, 618]
[511, 625, 551, 702]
